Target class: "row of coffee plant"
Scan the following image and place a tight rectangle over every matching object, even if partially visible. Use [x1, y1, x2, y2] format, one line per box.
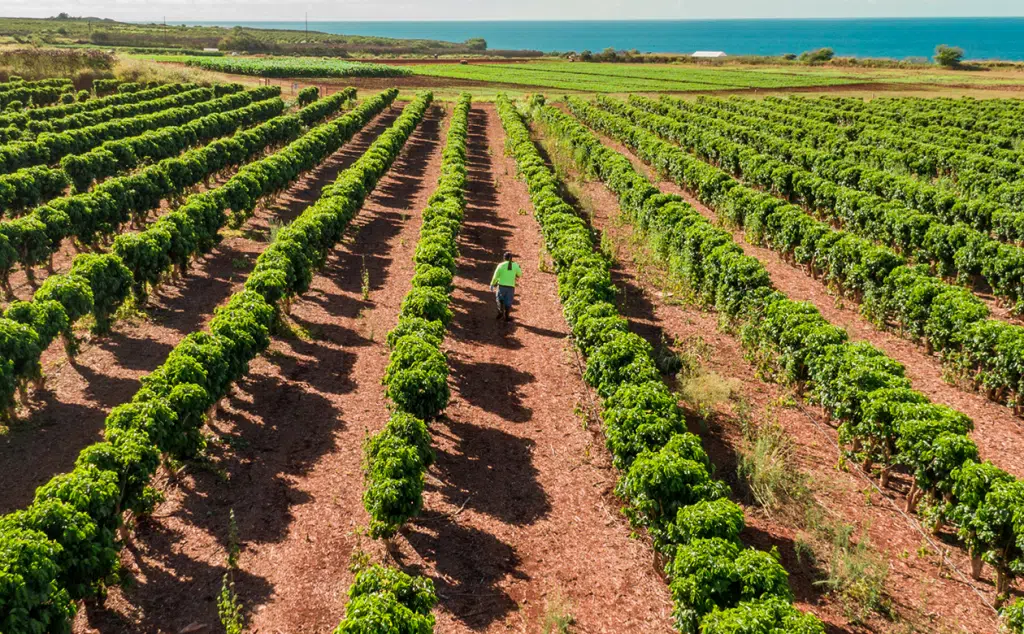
[330, 565, 437, 633]
[0, 88, 349, 288]
[0, 84, 246, 174]
[22, 84, 240, 138]
[0, 87, 285, 214]
[0, 89, 373, 421]
[660, 95, 1024, 267]
[0, 78, 73, 109]
[558, 97, 1024, 613]
[698, 96, 1024, 202]
[750, 96, 1024, 237]
[363, 93, 471, 539]
[0, 91, 431, 634]
[784, 95, 1022, 153]
[501, 94, 825, 634]
[630, 95, 1024, 306]
[0, 81, 183, 133]
[595, 96, 1024, 416]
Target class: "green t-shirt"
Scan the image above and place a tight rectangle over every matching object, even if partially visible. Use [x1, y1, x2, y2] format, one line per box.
[491, 261, 523, 287]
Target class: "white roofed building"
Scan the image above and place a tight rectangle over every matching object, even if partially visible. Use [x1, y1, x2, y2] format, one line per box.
[692, 51, 728, 58]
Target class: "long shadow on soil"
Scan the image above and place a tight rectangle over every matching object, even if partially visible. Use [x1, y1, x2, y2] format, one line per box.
[78, 107, 445, 631]
[149, 107, 403, 338]
[0, 108, 402, 516]
[399, 106, 542, 630]
[534, 125, 849, 613]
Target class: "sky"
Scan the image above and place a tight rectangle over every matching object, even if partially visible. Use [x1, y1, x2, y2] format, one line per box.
[3, 0, 1023, 22]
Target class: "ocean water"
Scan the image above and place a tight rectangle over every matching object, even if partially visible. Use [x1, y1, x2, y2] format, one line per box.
[189, 18, 1024, 60]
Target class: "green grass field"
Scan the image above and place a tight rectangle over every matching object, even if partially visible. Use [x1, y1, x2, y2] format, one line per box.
[411, 61, 870, 92]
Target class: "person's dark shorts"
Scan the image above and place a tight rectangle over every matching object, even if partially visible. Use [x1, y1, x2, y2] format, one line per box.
[496, 285, 515, 308]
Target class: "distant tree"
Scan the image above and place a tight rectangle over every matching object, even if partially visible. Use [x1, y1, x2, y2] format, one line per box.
[782, 53, 797, 61]
[219, 28, 273, 52]
[935, 44, 965, 68]
[799, 47, 834, 64]
[56, 12, 70, 19]
[464, 38, 487, 51]
[580, 49, 593, 62]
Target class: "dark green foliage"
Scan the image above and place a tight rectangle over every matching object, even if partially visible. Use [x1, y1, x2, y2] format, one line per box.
[297, 86, 319, 106]
[332, 565, 437, 634]
[0, 88, 427, 633]
[363, 94, 468, 538]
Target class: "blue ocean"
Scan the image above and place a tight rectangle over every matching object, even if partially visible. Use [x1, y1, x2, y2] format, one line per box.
[189, 18, 1024, 60]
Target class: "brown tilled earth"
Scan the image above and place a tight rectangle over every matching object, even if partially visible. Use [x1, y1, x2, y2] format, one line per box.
[65, 102, 677, 633]
[0, 104, 402, 516]
[378, 104, 674, 634]
[29, 90, 1011, 634]
[548, 123, 1005, 633]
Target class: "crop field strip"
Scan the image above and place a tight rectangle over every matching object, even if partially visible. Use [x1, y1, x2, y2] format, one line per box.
[0, 89, 386, 429]
[0, 87, 354, 297]
[154, 55, 414, 78]
[0, 88, 350, 278]
[496, 95, 830, 633]
[0, 94, 402, 525]
[0, 82, 194, 140]
[732, 96, 1024, 241]
[412, 62, 867, 93]
[0, 78, 74, 109]
[0, 83, 249, 175]
[362, 93, 470, 539]
[595, 95, 1024, 421]
[0, 91, 433, 634]
[485, 62, 866, 89]
[532, 105, 1001, 632]
[664, 95, 1024, 255]
[0, 93, 301, 302]
[0, 86, 285, 215]
[559, 96, 1024, 612]
[347, 99, 678, 633]
[76, 94, 441, 632]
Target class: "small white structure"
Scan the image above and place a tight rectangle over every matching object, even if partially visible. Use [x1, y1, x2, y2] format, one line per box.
[692, 51, 727, 58]
[203, 48, 219, 53]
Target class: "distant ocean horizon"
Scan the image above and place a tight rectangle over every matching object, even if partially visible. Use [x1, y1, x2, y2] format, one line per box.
[188, 18, 1024, 60]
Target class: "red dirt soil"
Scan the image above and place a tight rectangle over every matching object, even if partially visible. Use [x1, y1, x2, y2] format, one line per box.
[71, 101, 439, 633]
[590, 126, 1024, 484]
[0, 105, 401, 516]
[538, 124, 1003, 633]
[69, 101, 675, 634]
[381, 103, 674, 633]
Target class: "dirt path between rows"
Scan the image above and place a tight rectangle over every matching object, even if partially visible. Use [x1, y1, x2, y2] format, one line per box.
[380, 103, 674, 633]
[71, 102, 446, 633]
[0, 105, 401, 516]
[535, 125, 1003, 633]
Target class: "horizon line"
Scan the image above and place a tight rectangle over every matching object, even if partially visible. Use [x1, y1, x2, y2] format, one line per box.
[179, 16, 1024, 23]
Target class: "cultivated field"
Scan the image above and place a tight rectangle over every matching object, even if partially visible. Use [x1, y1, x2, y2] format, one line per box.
[4, 68, 1024, 634]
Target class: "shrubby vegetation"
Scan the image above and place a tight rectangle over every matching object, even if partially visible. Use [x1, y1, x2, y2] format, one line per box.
[603, 94, 1024, 419]
[0, 87, 431, 634]
[331, 565, 437, 633]
[0, 87, 367, 421]
[183, 56, 413, 79]
[499, 94, 824, 633]
[364, 93, 471, 539]
[560, 94, 1024, 611]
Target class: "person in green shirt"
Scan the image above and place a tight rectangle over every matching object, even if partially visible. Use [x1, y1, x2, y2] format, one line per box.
[489, 251, 523, 321]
